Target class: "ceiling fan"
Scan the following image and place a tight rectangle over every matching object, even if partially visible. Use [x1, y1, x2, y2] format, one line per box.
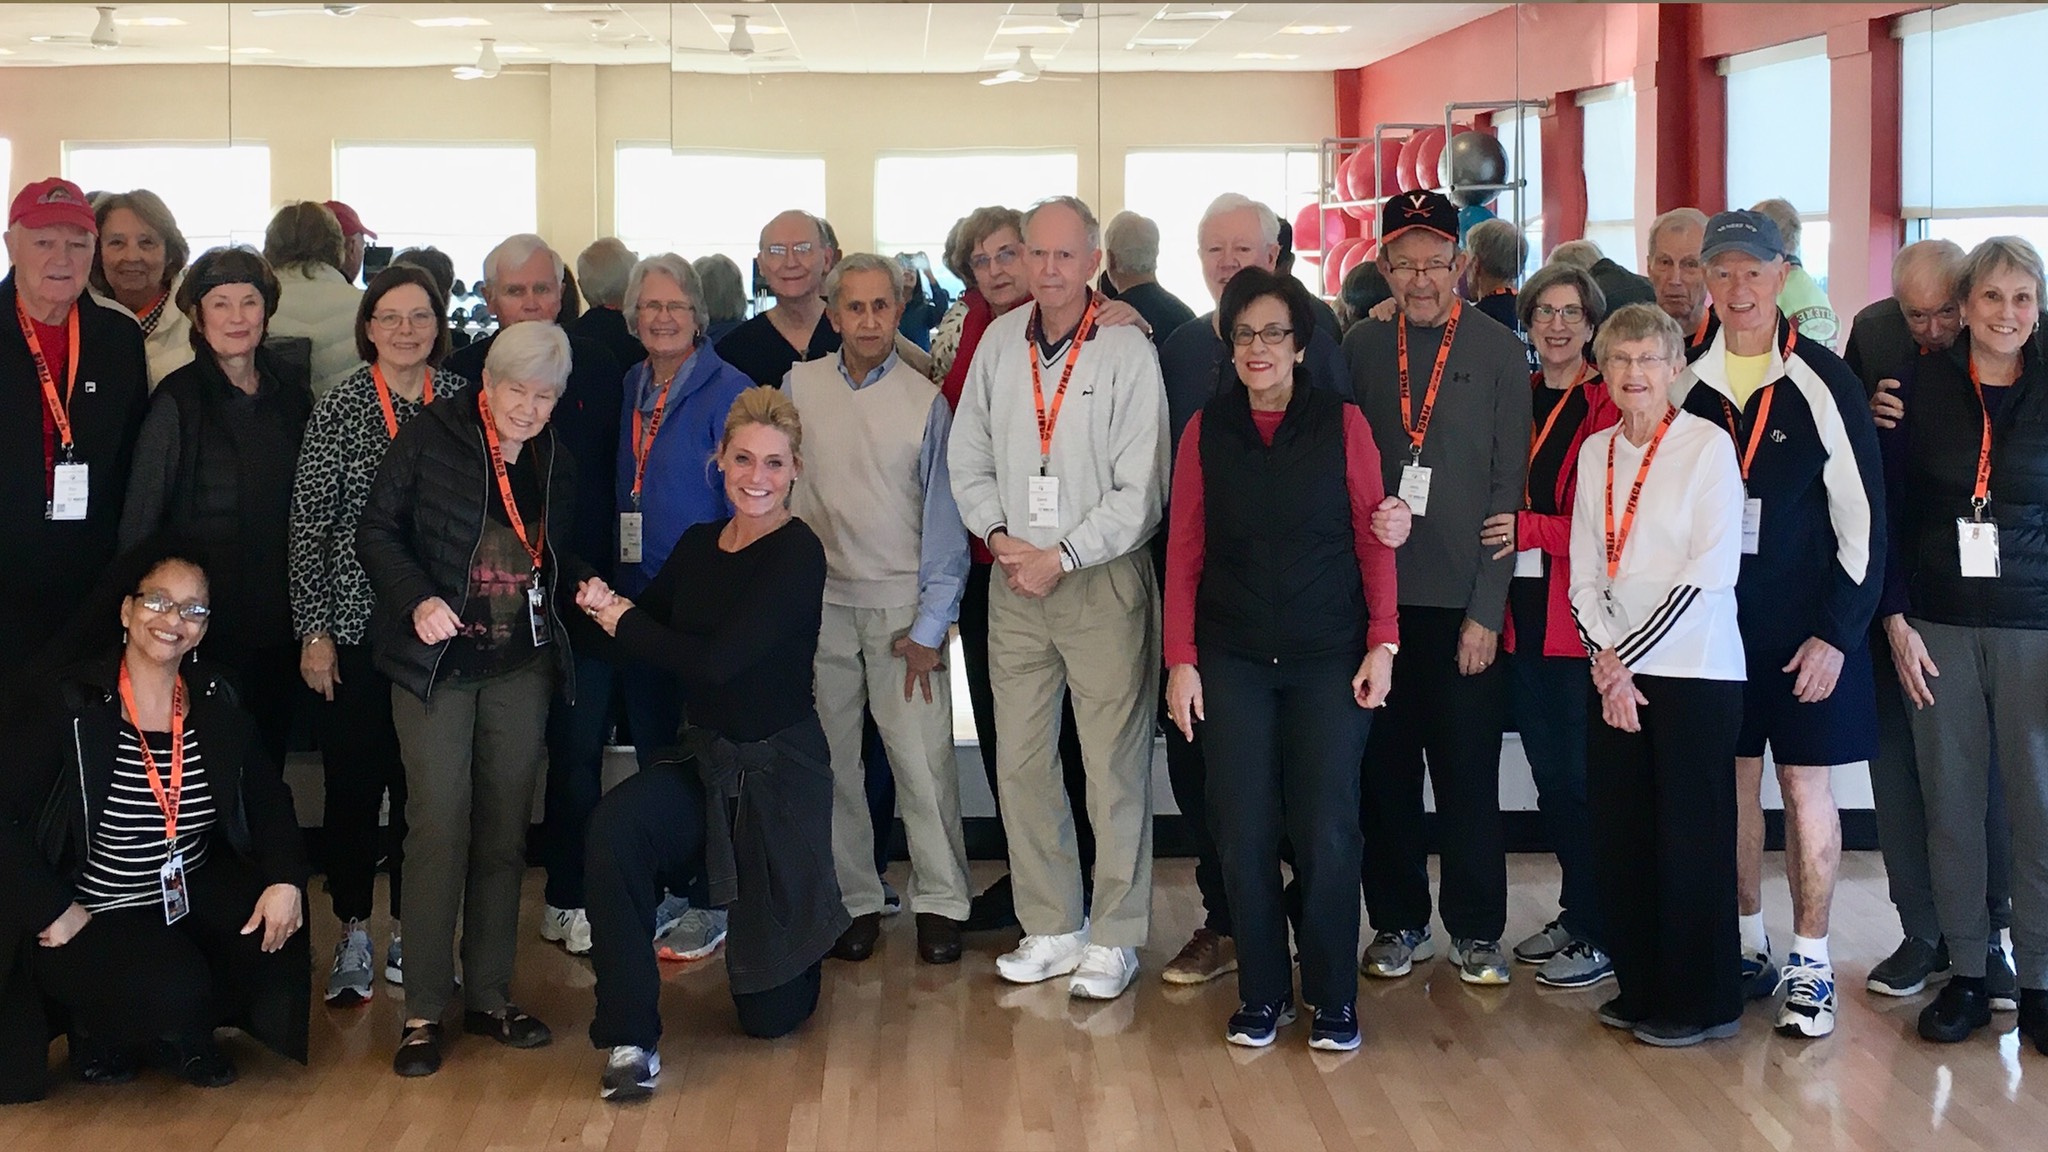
[249, 3, 365, 16]
[981, 46, 1079, 86]
[672, 14, 793, 61]
[452, 38, 549, 81]
[28, 6, 122, 50]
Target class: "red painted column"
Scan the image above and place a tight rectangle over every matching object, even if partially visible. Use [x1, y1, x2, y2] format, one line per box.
[1827, 18, 1901, 319]
[1540, 94, 1588, 256]
[1634, 3, 1726, 241]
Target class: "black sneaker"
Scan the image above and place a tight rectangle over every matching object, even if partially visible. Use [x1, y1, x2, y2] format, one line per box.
[1224, 998, 1296, 1048]
[1596, 996, 1650, 1031]
[69, 1033, 140, 1086]
[1867, 936, 1949, 997]
[1632, 1018, 1740, 1048]
[1987, 943, 2019, 1011]
[464, 1004, 553, 1049]
[1917, 977, 1991, 1043]
[965, 874, 1020, 933]
[600, 1045, 661, 1101]
[160, 1032, 237, 1088]
[2018, 989, 2048, 1056]
[1309, 1004, 1361, 1051]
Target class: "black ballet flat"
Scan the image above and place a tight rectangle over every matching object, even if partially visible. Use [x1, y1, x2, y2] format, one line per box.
[464, 1004, 553, 1049]
[393, 1022, 445, 1077]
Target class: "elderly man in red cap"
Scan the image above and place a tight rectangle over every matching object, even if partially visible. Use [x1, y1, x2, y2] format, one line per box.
[0, 177, 151, 682]
[325, 199, 377, 285]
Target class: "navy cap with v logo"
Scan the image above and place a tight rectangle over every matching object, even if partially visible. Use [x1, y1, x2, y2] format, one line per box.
[1380, 189, 1460, 245]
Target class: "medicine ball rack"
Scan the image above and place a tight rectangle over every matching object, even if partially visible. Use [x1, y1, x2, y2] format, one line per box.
[1315, 96, 1550, 243]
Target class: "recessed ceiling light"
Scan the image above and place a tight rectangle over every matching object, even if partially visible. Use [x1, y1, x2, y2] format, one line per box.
[1235, 51, 1300, 60]
[1129, 36, 1199, 47]
[116, 16, 186, 27]
[412, 16, 492, 28]
[0, 47, 14, 55]
[998, 24, 1073, 35]
[1156, 8, 1238, 21]
[1280, 24, 1351, 35]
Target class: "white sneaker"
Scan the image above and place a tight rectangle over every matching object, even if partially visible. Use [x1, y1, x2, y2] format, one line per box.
[600, 1045, 660, 1101]
[995, 924, 1090, 985]
[541, 905, 593, 956]
[1069, 945, 1139, 1000]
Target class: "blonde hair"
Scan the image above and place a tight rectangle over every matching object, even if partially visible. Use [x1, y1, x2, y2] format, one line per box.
[720, 385, 803, 463]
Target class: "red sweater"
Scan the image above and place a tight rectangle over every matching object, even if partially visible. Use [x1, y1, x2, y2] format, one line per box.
[1504, 374, 1620, 658]
[1166, 404, 1400, 667]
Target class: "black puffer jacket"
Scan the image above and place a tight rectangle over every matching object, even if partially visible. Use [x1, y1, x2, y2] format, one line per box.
[355, 391, 589, 702]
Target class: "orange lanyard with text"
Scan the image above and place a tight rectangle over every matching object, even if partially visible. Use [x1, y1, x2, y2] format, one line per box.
[1969, 357, 1996, 516]
[17, 297, 81, 457]
[476, 392, 545, 576]
[629, 367, 681, 509]
[117, 662, 187, 843]
[1029, 298, 1097, 475]
[373, 365, 434, 441]
[1398, 300, 1461, 462]
[1524, 363, 1591, 508]
[1604, 407, 1679, 581]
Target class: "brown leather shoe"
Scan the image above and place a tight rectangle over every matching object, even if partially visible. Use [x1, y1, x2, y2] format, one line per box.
[916, 913, 964, 965]
[830, 913, 882, 962]
[1161, 927, 1237, 985]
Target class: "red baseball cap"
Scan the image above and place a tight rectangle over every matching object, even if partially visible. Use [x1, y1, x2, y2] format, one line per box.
[324, 199, 377, 240]
[9, 177, 97, 235]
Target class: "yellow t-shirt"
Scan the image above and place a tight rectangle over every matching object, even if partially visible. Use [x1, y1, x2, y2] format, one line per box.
[1726, 351, 1771, 408]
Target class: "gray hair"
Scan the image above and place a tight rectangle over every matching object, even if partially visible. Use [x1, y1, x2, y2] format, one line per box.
[1023, 195, 1102, 253]
[1467, 218, 1528, 282]
[1547, 239, 1602, 270]
[692, 254, 747, 324]
[1960, 236, 2047, 309]
[1517, 262, 1607, 331]
[1102, 210, 1161, 275]
[483, 319, 572, 391]
[1593, 301, 1686, 366]
[1892, 238, 1966, 298]
[575, 238, 637, 309]
[823, 252, 903, 308]
[481, 233, 565, 290]
[1751, 198, 1803, 255]
[621, 254, 703, 339]
[1197, 193, 1281, 248]
[1646, 207, 1709, 257]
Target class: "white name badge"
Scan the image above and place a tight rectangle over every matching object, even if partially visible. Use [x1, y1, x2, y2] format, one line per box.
[1741, 497, 1763, 555]
[49, 462, 88, 521]
[1514, 548, 1543, 578]
[1027, 474, 1061, 529]
[160, 850, 190, 926]
[618, 511, 645, 565]
[527, 584, 553, 647]
[1958, 518, 2001, 579]
[1398, 464, 1433, 517]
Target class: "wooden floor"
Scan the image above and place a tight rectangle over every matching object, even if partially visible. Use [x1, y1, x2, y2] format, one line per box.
[7, 853, 2048, 1151]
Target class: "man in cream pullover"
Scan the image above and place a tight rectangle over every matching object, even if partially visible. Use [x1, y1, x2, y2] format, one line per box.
[949, 195, 1169, 1001]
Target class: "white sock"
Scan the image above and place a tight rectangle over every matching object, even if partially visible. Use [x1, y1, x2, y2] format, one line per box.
[1740, 913, 1768, 955]
[1791, 934, 1830, 967]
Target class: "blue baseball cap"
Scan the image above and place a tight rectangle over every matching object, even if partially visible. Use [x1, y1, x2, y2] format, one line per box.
[1701, 209, 1785, 263]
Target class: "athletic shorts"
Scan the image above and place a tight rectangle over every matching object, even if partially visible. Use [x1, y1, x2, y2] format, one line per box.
[1734, 636, 1878, 765]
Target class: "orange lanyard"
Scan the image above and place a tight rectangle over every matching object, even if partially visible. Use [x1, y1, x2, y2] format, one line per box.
[1604, 407, 1679, 581]
[372, 365, 434, 442]
[17, 297, 80, 456]
[476, 392, 545, 575]
[1398, 300, 1462, 461]
[629, 365, 682, 509]
[1691, 311, 1711, 347]
[1524, 363, 1590, 508]
[1969, 357, 1996, 513]
[117, 662, 187, 843]
[1718, 385, 1775, 483]
[1029, 297, 1097, 475]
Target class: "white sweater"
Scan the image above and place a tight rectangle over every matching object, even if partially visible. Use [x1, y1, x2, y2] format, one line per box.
[1568, 409, 1747, 681]
[269, 263, 365, 399]
[948, 301, 1167, 569]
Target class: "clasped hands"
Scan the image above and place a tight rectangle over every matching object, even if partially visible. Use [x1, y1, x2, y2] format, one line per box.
[574, 578, 634, 635]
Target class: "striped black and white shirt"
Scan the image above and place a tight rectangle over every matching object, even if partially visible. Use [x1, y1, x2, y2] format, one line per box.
[75, 725, 215, 913]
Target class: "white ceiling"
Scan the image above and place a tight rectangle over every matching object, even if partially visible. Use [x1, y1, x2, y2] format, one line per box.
[0, 3, 1503, 76]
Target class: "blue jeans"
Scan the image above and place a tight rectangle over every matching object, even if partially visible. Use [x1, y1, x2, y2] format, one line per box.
[1507, 646, 1603, 947]
[541, 653, 685, 909]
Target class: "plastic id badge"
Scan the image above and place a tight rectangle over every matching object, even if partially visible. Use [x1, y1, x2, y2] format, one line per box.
[1958, 518, 2001, 579]
[1398, 465, 1433, 517]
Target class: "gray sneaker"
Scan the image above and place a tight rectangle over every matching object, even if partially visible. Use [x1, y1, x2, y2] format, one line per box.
[1534, 938, 1614, 988]
[1450, 938, 1512, 985]
[385, 935, 404, 986]
[326, 921, 375, 1006]
[1361, 926, 1435, 978]
[652, 893, 691, 940]
[1513, 920, 1573, 964]
[1988, 942, 2019, 1012]
[656, 908, 729, 961]
[600, 1045, 660, 1101]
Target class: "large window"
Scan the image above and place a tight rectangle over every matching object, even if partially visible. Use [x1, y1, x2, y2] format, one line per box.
[334, 144, 537, 287]
[1901, 5, 2048, 259]
[62, 142, 271, 257]
[615, 146, 827, 281]
[1493, 109, 1542, 279]
[1122, 148, 1322, 308]
[1579, 85, 1638, 274]
[874, 152, 1077, 295]
[1724, 42, 1830, 290]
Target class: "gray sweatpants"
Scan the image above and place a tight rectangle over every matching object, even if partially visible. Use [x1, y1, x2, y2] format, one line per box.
[1908, 620, 2048, 984]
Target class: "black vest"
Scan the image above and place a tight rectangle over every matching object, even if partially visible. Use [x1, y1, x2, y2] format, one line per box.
[1900, 332, 2048, 631]
[1196, 382, 1365, 662]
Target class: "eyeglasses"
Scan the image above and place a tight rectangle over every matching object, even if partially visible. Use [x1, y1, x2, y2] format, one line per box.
[1531, 304, 1586, 323]
[970, 248, 1020, 272]
[764, 242, 816, 259]
[136, 593, 211, 622]
[1386, 259, 1456, 277]
[636, 300, 696, 317]
[1601, 352, 1673, 373]
[371, 310, 439, 331]
[1230, 324, 1295, 347]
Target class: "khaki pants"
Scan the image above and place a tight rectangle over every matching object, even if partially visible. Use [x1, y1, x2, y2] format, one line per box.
[817, 602, 972, 920]
[986, 549, 1159, 948]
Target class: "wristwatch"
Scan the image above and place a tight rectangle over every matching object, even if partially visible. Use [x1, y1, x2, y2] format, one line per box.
[1377, 642, 1400, 657]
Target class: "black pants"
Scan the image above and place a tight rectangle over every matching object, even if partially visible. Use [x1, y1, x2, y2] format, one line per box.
[1203, 651, 1371, 1008]
[32, 853, 308, 1045]
[1360, 606, 1508, 940]
[1506, 647, 1602, 945]
[1587, 674, 1744, 1029]
[320, 642, 405, 923]
[585, 761, 821, 1048]
[960, 561, 1092, 874]
[202, 637, 304, 775]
